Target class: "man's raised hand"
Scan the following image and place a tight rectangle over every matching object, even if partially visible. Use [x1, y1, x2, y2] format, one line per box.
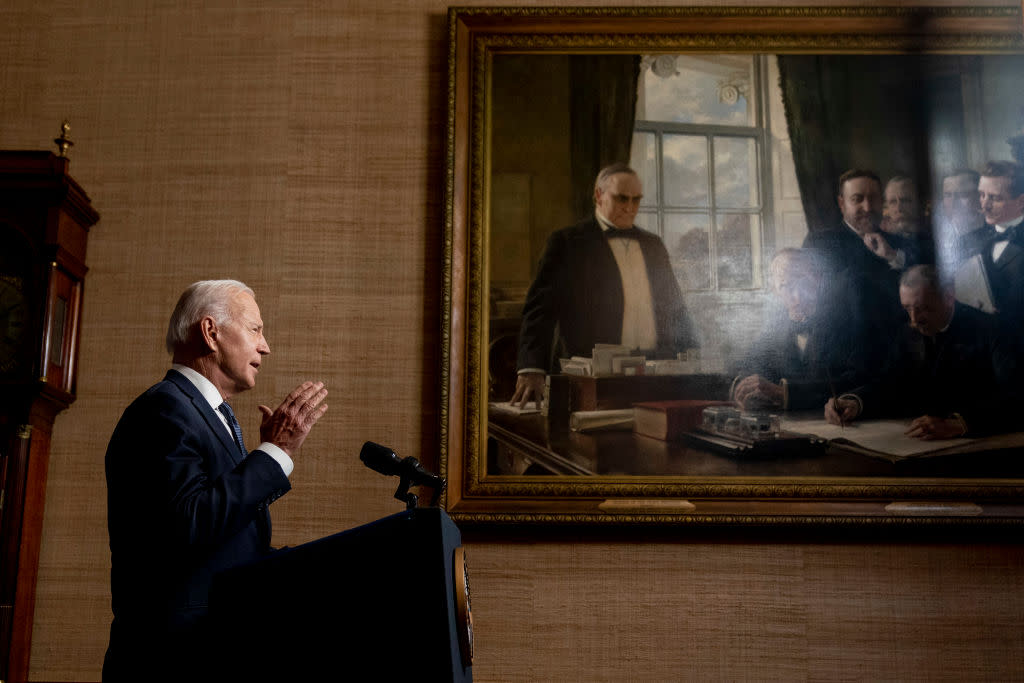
[258, 380, 329, 455]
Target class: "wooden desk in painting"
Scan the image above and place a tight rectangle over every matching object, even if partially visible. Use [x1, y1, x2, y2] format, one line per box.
[487, 407, 1024, 480]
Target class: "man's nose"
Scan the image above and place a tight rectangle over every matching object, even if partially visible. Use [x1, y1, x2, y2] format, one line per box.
[259, 337, 271, 355]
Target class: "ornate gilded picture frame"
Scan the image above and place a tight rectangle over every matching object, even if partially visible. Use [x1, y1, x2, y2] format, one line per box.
[440, 5, 1024, 525]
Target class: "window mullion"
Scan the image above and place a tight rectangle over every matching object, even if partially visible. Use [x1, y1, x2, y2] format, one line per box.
[707, 134, 718, 292]
[657, 130, 665, 238]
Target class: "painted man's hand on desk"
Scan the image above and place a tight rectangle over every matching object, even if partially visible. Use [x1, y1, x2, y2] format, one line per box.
[825, 397, 860, 425]
[905, 415, 967, 440]
[511, 372, 545, 409]
[733, 374, 783, 410]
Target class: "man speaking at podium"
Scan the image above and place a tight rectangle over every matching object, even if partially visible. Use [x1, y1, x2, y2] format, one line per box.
[102, 280, 328, 682]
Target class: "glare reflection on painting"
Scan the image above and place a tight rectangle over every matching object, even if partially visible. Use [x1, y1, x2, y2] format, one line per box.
[485, 51, 1024, 481]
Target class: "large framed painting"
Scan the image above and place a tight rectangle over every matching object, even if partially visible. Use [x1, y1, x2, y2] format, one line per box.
[440, 5, 1024, 525]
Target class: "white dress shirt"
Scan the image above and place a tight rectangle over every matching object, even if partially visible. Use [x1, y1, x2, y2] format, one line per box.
[596, 211, 658, 351]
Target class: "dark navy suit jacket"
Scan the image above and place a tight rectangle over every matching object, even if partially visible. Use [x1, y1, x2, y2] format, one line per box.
[852, 303, 1021, 436]
[103, 369, 290, 681]
[516, 217, 697, 372]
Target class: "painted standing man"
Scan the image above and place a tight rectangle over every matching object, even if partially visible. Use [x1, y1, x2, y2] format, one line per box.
[512, 163, 697, 407]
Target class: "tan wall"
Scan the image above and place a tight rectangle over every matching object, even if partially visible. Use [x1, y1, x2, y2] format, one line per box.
[1, 1, 1022, 680]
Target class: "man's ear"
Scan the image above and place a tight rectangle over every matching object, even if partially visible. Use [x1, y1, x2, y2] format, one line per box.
[199, 316, 219, 352]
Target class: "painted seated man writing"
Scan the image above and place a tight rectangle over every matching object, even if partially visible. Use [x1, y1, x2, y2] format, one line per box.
[731, 248, 877, 412]
[826, 265, 1020, 439]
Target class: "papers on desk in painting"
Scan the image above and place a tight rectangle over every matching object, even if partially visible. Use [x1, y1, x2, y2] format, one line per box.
[489, 402, 540, 416]
[559, 345, 702, 377]
[954, 253, 996, 313]
[781, 414, 1024, 461]
[489, 400, 635, 432]
[569, 409, 635, 433]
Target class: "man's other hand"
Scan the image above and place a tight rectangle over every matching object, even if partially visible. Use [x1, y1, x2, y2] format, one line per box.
[905, 415, 967, 440]
[510, 372, 545, 409]
[732, 374, 783, 410]
[258, 381, 329, 455]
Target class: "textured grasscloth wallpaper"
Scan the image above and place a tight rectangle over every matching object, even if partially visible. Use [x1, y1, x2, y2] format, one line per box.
[2, 1, 1023, 680]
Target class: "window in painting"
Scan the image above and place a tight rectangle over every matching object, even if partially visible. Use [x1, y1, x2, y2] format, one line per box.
[631, 54, 771, 291]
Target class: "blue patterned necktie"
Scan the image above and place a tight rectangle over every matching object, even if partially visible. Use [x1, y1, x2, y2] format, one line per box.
[217, 402, 248, 459]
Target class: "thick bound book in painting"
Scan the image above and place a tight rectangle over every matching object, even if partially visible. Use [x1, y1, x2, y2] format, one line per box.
[633, 399, 732, 441]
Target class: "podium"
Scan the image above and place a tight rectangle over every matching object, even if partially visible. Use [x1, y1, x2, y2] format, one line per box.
[210, 507, 473, 682]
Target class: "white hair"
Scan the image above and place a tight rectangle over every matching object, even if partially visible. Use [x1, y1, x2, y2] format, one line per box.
[899, 264, 952, 295]
[165, 279, 254, 354]
[593, 163, 639, 195]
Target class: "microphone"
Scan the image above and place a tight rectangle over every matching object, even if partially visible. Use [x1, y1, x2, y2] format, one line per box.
[360, 442, 446, 508]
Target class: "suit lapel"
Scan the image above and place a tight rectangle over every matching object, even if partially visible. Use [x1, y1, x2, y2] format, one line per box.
[164, 370, 243, 466]
[165, 370, 272, 545]
[995, 241, 1024, 272]
[580, 220, 625, 336]
[584, 219, 620, 275]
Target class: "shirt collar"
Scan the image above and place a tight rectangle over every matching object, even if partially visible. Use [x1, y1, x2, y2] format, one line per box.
[994, 214, 1024, 233]
[171, 364, 224, 409]
[596, 210, 634, 233]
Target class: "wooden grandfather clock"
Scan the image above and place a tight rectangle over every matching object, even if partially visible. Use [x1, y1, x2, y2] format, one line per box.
[0, 124, 98, 683]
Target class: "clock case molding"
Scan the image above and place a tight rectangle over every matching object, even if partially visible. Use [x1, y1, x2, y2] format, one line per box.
[0, 149, 97, 683]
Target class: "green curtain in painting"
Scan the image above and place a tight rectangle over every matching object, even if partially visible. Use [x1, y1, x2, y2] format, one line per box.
[568, 55, 641, 219]
[776, 54, 942, 234]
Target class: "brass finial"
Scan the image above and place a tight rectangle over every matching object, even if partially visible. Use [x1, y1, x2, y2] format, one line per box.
[54, 120, 74, 157]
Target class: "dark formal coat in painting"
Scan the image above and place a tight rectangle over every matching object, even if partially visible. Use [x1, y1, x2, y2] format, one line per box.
[979, 225, 1024, 344]
[849, 302, 1020, 436]
[803, 221, 921, 277]
[803, 221, 922, 336]
[732, 276, 881, 411]
[938, 221, 992, 274]
[103, 370, 290, 682]
[516, 217, 697, 372]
